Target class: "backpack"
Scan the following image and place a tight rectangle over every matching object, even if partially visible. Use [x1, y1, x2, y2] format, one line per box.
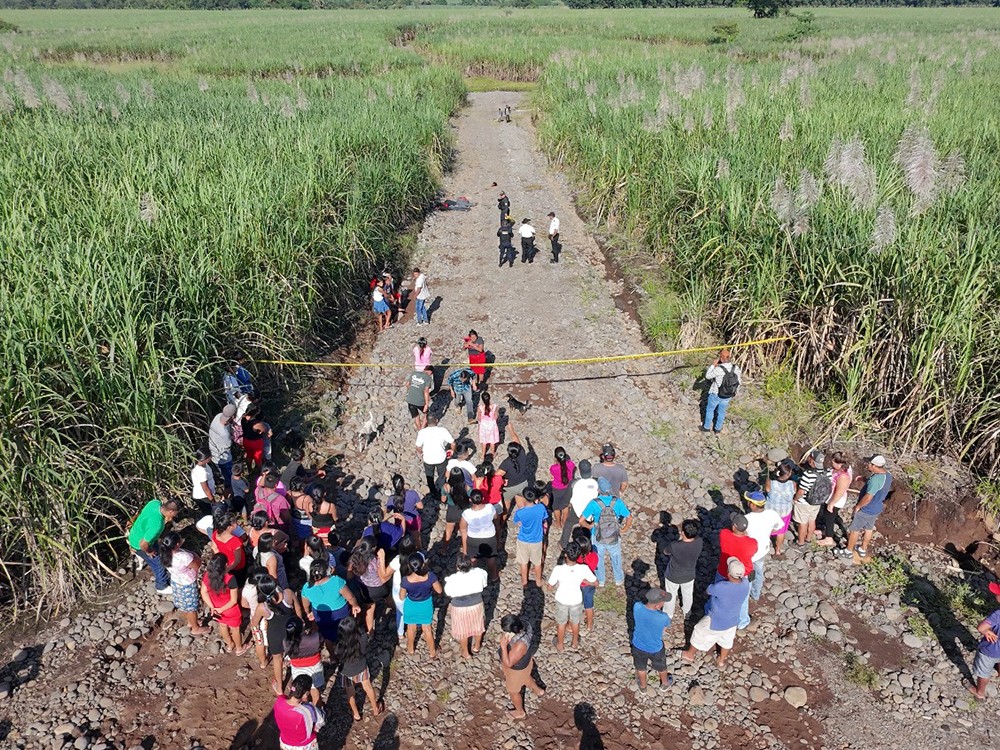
[718, 364, 740, 399]
[806, 471, 833, 506]
[594, 496, 621, 545]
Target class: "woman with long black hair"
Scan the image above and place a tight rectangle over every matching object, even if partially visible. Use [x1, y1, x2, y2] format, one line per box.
[441, 466, 472, 544]
[549, 446, 576, 530]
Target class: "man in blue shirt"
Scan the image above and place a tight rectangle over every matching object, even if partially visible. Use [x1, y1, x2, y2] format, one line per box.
[681, 557, 750, 667]
[581, 477, 632, 587]
[837, 455, 893, 560]
[447, 368, 477, 423]
[968, 582, 1000, 700]
[512, 488, 549, 588]
[631, 588, 674, 694]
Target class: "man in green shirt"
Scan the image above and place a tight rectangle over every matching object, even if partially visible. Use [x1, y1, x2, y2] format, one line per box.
[129, 498, 180, 594]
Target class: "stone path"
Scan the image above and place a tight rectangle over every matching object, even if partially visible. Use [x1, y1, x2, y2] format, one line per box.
[2, 91, 998, 750]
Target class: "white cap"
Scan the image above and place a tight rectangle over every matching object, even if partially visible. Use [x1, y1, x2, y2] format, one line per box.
[870, 455, 887, 467]
[727, 556, 746, 579]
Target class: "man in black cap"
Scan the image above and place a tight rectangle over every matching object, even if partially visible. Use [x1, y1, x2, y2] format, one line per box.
[498, 192, 510, 227]
[547, 211, 561, 263]
[497, 219, 516, 268]
[631, 587, 673, 693]
[592, 443, 628, 497]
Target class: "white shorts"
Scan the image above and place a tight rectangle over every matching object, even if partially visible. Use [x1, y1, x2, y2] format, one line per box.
[291, 660, 325, 689]
[690, 615, 737, 651]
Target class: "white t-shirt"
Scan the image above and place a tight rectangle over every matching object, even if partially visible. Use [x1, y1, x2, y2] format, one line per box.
[414, 273, 429, 301]
[373, 287, 385, 303]
[444, 568, 488, 598]
[518, 224, 536, 239]
[446, 458, 478, 478]
[548, 563, 597, 606]
[191, 464, 215, 499]
[462, 504, 498, 538]
[389, 556, 403, 600]
[549, 217, 560, 235]
[570, 477, 599, 516]
[831, 466, 855, 509]
[744, 509, 783, 562]
[415, 426, 454, 465]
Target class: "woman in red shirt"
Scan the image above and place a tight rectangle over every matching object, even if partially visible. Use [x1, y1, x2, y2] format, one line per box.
[200, 553, 247, 653]
[211, 512, 246, 584]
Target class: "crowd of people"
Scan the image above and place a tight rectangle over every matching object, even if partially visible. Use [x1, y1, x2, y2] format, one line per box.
[121, 199, 1000, 746]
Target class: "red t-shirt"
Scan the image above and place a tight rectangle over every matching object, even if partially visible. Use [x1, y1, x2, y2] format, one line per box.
[212, 531, 246, 571]
[717, 529, 757, 577]
[577, 551, 599, 579]
[475, 476, 504, 506]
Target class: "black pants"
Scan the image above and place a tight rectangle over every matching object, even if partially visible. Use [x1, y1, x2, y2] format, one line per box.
[424, 460, 446, 495]
[550, 234, 560, 262]
[499, 243, 515, 268]
[499, 210, 507, 226]
[520, 238, 535, 263]
[819, 506, 848, 541]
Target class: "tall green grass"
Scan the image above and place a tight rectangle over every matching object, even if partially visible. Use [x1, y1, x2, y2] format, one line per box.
[0, 15, 463, 615]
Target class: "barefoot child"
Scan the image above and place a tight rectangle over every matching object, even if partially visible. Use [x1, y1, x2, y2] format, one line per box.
[572, 528, 599, 632]
[159, 531, 210, 635]
[334, 617, 384, 720]
[547, 541, 596, 651]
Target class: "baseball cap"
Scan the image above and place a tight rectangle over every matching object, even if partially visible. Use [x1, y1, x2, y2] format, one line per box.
[869, 455, 887, 467]
[989, 582, 1000, 596]
[597, 477, 612, 493]
[522, 217, 531, 223]
[600, 443, 616, 459]
[727, 556, 746, 579]
[222, 404, 237, 418]
[810, 449, 825, 467]
[730, 513, 749, 532]
[645, 588, 671, 605]
[578, 459, 593, 478]
[744, 490, 766, 507]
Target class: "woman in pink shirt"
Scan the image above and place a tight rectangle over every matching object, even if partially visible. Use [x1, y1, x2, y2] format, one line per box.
[413, 337, 432, 369]
[273, 674, 325, 750]
[549, 447, 576, 530]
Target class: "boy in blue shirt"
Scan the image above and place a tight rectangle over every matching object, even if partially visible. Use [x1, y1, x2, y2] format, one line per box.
[969, 582, 1000, 700]
[632, 588, 674, 694]
[513, 488, 549, 587]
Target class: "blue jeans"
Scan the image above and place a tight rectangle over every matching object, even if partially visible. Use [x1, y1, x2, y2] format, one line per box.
[215, 460, 232, 491]
[415, 298, 428, 324]
[595, 541, 624, 585]
[703, 392, 732, 431]
[749, 558, 766, 601]
[135, 545, 170, 590]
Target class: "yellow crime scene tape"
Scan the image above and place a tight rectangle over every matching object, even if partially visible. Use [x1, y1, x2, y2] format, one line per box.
[257, 336, 792, 369]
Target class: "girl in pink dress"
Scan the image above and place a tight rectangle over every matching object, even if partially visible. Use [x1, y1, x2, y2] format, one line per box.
[413, 337, 432, 369]
[477, 391, 500, 460]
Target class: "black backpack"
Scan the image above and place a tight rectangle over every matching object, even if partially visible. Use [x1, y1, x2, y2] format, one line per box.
[806, 471, 833, 506]
[718, 365, 740, 399]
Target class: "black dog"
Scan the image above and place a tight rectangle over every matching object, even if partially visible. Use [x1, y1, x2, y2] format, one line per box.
[505, 393, 531, 414]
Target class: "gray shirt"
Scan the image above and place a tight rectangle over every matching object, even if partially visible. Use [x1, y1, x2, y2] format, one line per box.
[592, 462, 628, 495]
[208, 414, 233, 464]
[405, 370, 433, 407]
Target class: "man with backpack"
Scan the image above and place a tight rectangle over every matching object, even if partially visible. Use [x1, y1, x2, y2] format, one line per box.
[702, 349, 742, 434]
[580, 476, 632, 587]
[793, 449, 832, 546]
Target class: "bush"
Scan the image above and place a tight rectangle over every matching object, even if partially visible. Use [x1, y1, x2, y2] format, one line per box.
[710, 22, 740, 45]
[843, 651, 880, 689]
[0, 17, 19, 33]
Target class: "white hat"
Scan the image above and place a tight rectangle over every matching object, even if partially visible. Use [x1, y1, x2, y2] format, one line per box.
[869, 455, 887, 467]
[727, 556, 746, 579]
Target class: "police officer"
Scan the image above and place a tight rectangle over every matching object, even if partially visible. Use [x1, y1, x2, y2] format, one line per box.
[498, 220, 516, 268]
[498, 192, 510, 227]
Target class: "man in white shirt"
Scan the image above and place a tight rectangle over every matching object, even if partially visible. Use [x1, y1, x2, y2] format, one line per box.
[561, 459, 599, 549]
[518, 218, 537, 264]
[191, 447, 216, 518]
[548, 540, 597, 651]
[415, 415, 455, 495]
[412, 267, 430, 326]
[547, 211, 561, 263]
[741, 491, 783, 628]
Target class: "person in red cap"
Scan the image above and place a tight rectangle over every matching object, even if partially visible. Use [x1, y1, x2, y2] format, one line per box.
[968, 582, 1000, 700]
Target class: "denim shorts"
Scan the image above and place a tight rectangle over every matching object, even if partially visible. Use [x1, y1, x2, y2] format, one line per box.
[581, 585, 595, 610]
[974, 650, 1000, 680]
[849, 509, 880, 532]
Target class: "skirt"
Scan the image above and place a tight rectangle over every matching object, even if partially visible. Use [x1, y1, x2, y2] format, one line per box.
[316, 603, 350, 642]
[172, 580, 199, 612]
[215, 604, 242, 629]
[450, 602, 485, 641]
[468, 351, 487, 377]
[773, 512, 793, 536]
[337, 667, 370, 688]
[404, 596, 434, 626]
[552, 485, 572, 511]
[373, 299, 390, 314]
